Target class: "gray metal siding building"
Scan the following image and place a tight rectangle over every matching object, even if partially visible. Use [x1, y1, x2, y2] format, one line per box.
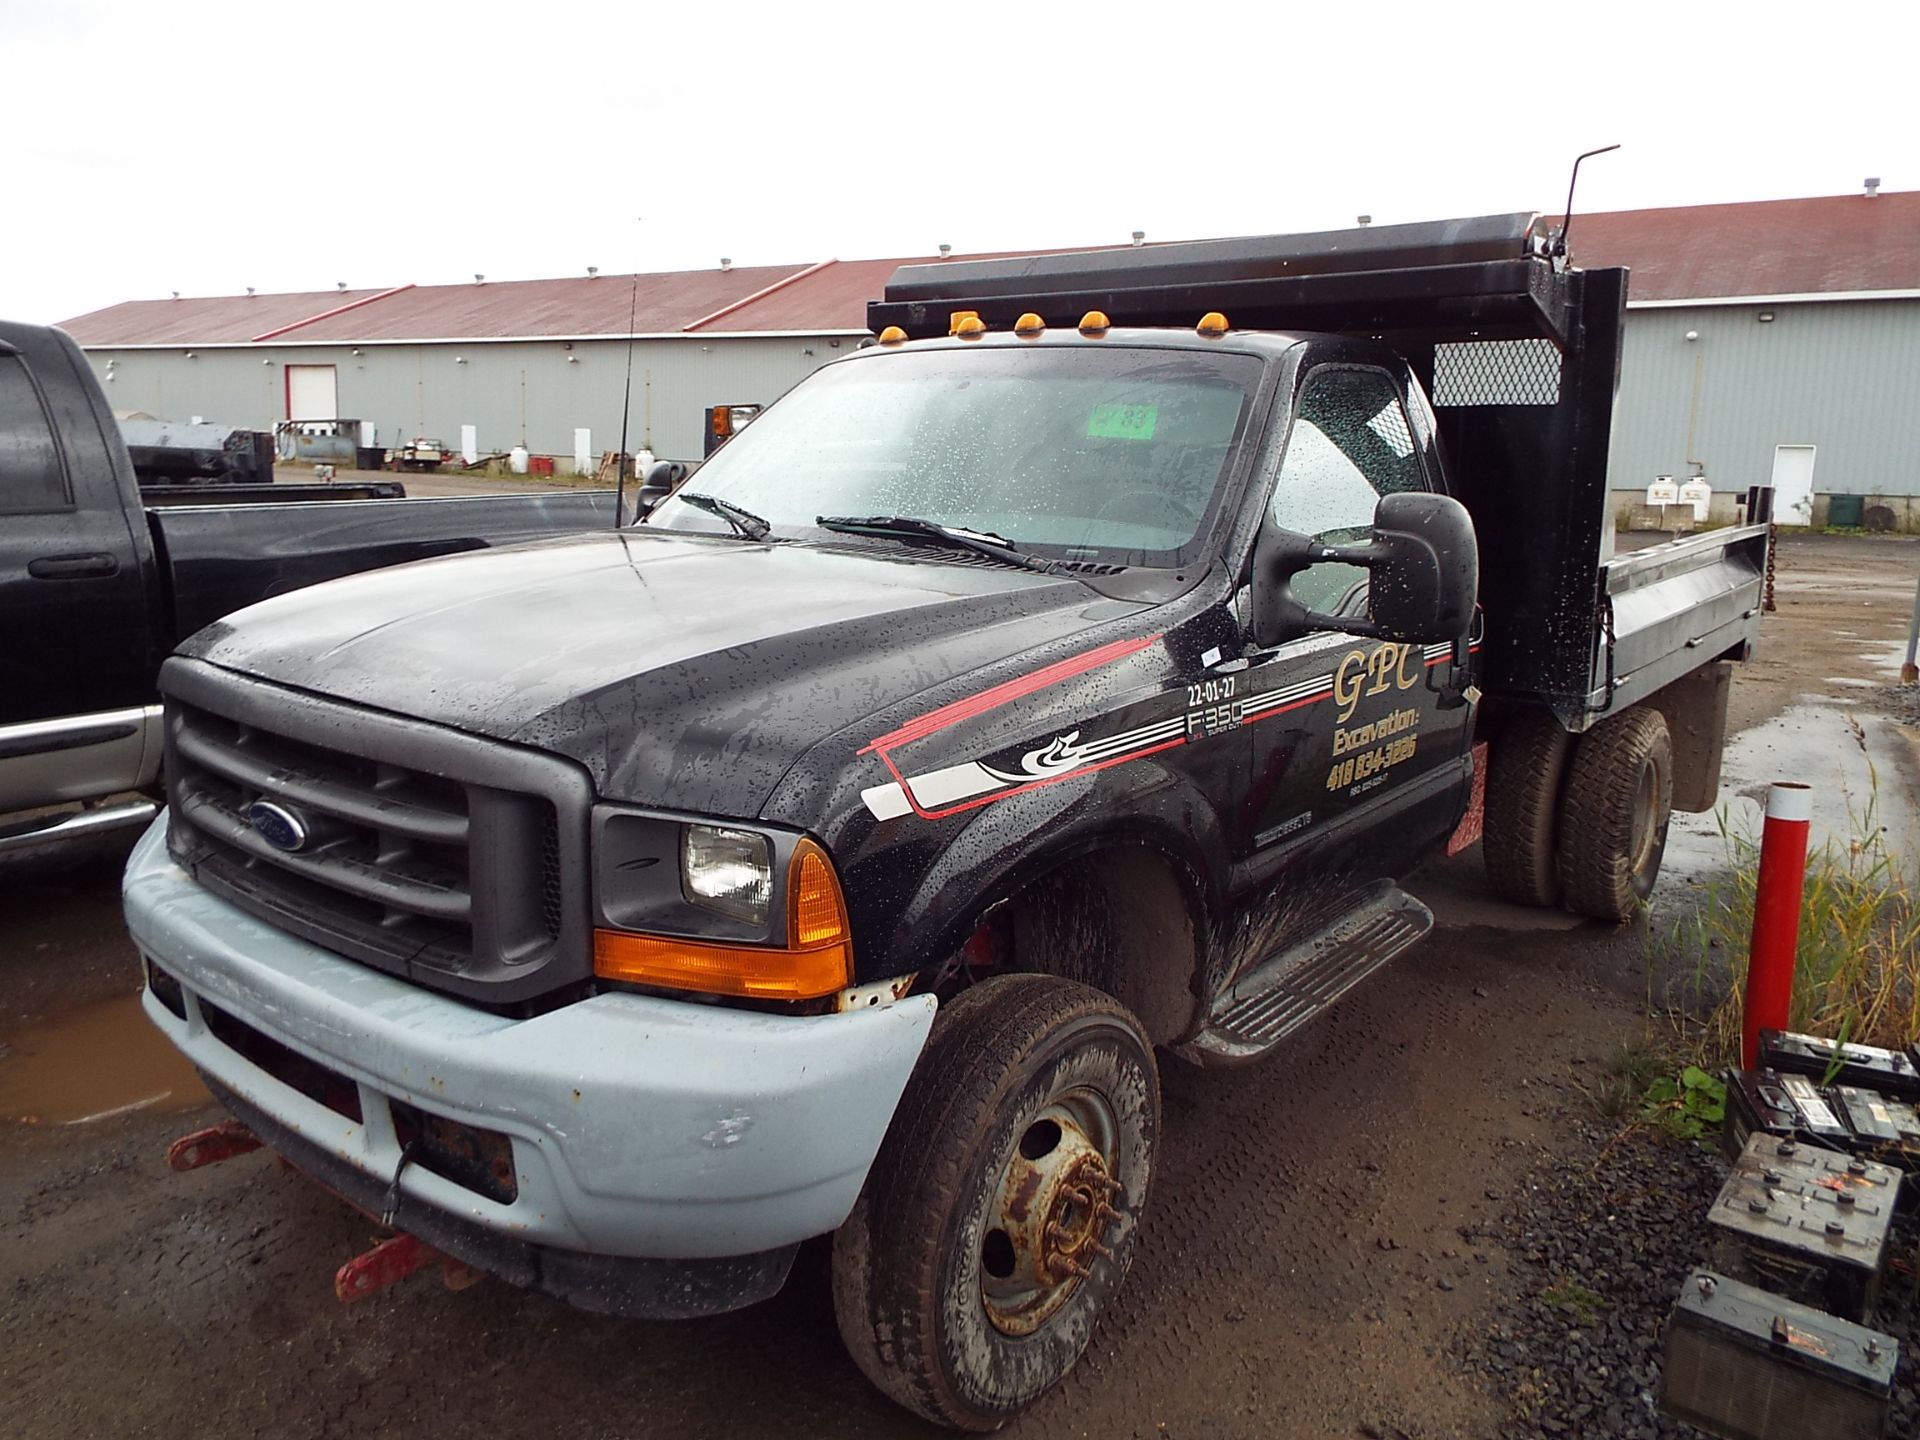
[83, 333, 851, 467]
[60, 191, 1920, 512]
[1610, 297, 1920, 522]
[59, 262, 880, 468]
[1569, 188, 1920, 523]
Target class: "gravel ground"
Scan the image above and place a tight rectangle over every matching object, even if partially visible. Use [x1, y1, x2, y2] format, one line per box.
[1886, 683, 1920, 728]
[1457, 1112, 1920, 1438]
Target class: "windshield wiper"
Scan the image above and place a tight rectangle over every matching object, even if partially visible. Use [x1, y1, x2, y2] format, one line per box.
[815, 515, 1058, 574]
[675, 492, 772, 541]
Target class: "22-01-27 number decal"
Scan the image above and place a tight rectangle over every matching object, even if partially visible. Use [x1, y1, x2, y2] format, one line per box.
[859, 637, 1462, 823]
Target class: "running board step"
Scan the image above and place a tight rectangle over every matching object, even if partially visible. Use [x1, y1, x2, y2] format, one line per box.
[1182, 883, 1433, 1065]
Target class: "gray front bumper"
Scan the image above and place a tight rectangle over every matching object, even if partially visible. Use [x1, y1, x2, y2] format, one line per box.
[124, 815, 935, 1260]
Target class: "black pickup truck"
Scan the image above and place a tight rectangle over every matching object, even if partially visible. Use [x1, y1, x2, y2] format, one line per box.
[125, 216, 1764, 1428]
[0, 319, 615, 854]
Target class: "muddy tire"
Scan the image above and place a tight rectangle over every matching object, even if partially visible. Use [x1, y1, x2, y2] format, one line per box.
[831, 975, 1159, 1430]
[1557, 707, 1673, 922]
[1482, 711, 1575, 907]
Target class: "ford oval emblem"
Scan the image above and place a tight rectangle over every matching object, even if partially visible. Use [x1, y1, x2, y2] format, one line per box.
[246, 800, 310, 852]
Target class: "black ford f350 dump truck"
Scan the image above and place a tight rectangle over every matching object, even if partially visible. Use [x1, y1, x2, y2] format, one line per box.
[125, 214, 1764, 1428]
[0, 318, 614, 855]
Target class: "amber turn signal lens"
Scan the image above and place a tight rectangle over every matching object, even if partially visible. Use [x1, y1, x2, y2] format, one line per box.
[593, 930, 850, 1001]
[790, 839, 849, 946]
[593, 837, 854, 1001]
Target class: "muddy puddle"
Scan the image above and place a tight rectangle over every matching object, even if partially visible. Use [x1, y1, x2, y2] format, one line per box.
[0, 990, 208, 1125]
[1663, 699, 1920, 893]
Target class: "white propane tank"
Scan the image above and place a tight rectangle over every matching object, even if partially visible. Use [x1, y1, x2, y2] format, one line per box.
[509, 446, 530, 474]
[1678, 477, 1711, 522]
[634, 446, 655, 477]
[1647, 475, 1679, 506]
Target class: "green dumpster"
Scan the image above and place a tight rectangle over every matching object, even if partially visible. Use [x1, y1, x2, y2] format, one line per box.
[1827, 494, 1865, 528]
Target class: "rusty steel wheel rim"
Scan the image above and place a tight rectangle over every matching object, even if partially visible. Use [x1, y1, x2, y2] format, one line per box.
[978, 1087, 1124, 1338]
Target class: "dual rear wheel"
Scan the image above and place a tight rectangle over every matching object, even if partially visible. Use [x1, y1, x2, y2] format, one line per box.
[1483, 704, 1674, 921]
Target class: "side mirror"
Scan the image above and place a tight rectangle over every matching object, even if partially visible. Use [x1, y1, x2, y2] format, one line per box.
[1252, 491, 1477, 646]
[633, 460, 688, 517]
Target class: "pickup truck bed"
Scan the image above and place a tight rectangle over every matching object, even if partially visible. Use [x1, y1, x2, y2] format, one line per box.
[149, 490, 615, 641]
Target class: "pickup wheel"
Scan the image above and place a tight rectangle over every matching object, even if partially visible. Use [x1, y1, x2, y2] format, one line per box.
[1556, 707, 1673, 922]
[1482, 711, 1574, 907]
[831, 975, 1159, 1430]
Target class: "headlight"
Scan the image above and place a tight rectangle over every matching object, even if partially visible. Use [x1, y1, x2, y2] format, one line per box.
[681, 824, 772, 926]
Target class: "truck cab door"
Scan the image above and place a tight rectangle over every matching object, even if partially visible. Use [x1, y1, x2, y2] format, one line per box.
[0, 342, 155, 811]
[1236, 363, 1474, 897]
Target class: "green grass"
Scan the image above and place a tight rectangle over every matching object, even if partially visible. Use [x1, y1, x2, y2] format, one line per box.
[1540, 1278, 1605, 1325]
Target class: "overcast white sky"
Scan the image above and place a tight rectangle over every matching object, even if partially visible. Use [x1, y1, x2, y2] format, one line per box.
[5, 0, 1915, 325]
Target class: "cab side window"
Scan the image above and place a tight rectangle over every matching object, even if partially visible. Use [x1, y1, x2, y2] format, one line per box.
[0, 355, 72, 513]
[1269, 367, 1426, 614]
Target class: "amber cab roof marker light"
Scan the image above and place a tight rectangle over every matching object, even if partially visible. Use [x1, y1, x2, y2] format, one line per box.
[592, 837, 853, 1002]
[1196, 311, 1230, 337]
[948, 310, 980, 336]
[1013, 313, 1046, 338]
[953, 315, 987, 340]
[877, 325, 908, 345]
[1078, 310, 1111, 336]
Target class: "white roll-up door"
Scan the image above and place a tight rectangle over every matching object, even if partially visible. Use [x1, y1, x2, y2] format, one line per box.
[286, 364, 338, 422]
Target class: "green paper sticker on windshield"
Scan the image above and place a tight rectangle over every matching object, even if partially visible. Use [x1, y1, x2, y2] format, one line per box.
[1087, 404, 1158, 440]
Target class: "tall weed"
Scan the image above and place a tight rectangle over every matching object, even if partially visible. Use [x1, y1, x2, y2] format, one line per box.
[1658, 780, 1920, 1063]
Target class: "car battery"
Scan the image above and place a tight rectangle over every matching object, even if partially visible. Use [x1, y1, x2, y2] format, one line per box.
[1758, 1028, 1920, 1099]
[1724, 1068, 1851, 1157]
[1706, 1131, 1900, 1321]
[1662, 1269, 1898, 1440]
[1725, 1069, 1920, 1185]
[1833, 1085, 1920, 1146]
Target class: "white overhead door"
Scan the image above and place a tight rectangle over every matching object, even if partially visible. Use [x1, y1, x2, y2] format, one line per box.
[286, 364, 338, 423]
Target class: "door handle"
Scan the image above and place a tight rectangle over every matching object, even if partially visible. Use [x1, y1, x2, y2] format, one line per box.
[28, 552, 120, 579]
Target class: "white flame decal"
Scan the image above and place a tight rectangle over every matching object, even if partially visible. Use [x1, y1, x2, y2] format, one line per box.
[983, 730, 1094, 782]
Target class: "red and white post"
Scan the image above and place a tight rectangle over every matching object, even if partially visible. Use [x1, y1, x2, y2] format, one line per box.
[1742, 782, 1813, 1068]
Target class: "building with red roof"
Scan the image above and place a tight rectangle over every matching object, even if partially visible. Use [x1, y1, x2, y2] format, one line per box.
[61, 187, 1920, 511]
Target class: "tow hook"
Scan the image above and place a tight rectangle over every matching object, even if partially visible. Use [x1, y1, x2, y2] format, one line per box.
[334, 1232, 485, 1304]
[166, 1119, 262, 1172]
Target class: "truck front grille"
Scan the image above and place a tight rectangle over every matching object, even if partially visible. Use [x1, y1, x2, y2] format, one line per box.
[161, 658, 591, 1007]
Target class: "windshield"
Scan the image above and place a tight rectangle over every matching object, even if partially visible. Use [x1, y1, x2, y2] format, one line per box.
[646, 345, 1265, 566]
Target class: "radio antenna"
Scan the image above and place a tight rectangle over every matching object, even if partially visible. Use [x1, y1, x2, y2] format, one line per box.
[1553, 144, 1621, 259]
[614, 224, 641, 527]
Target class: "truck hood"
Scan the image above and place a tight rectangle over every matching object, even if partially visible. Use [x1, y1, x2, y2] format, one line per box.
[181, 529, 1132, 817]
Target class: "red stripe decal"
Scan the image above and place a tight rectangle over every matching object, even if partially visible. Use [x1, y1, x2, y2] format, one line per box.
[860, 634, 1160, 755]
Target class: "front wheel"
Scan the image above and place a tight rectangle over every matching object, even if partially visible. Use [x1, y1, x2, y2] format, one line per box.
[832, 974, 1159, 1430]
